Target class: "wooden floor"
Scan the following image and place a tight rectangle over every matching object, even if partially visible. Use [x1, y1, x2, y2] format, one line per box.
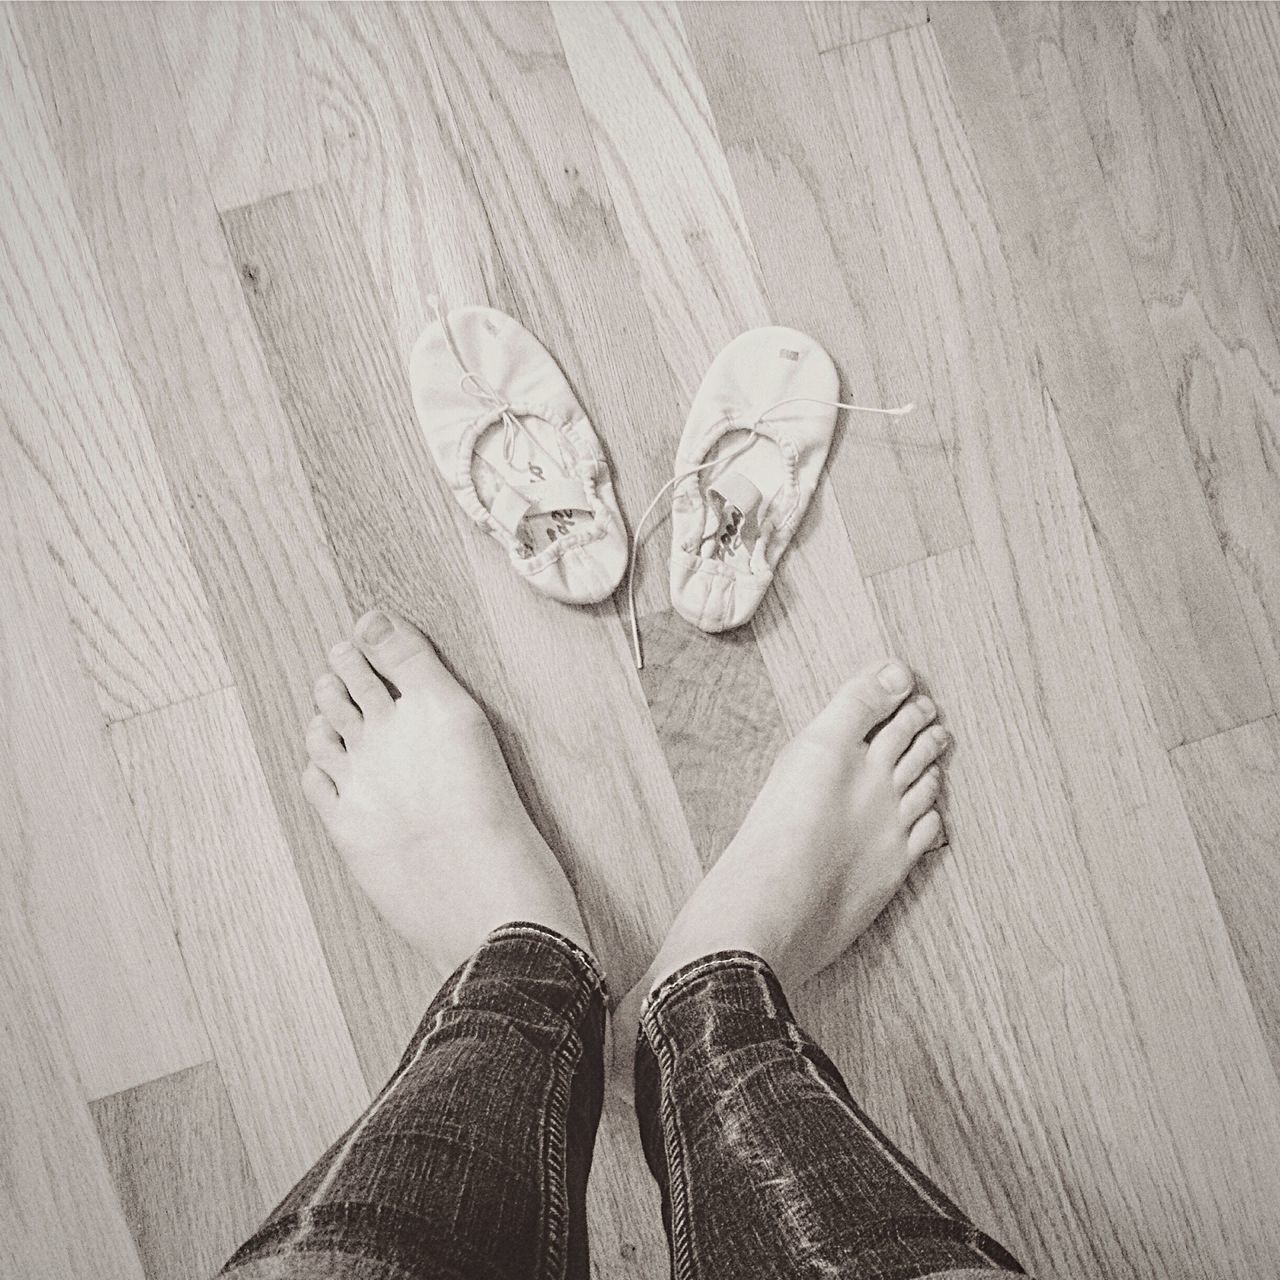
[3, 2, 1279, 1276]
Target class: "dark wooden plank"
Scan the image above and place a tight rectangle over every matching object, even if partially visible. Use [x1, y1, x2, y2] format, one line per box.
[92, 1063, 266, 1280]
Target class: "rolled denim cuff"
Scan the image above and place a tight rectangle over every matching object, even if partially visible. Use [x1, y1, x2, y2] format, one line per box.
[640, 948, 784, 1042]
[482, 920, 609, 1002]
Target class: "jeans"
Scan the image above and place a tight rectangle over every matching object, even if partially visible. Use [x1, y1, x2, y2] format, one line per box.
[221, 922, 1025, 1279]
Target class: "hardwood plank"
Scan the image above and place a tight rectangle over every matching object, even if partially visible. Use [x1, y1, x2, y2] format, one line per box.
[806, 0, 929, 53]
[111, 689, 370, 1203]
[0, 9, 230, 721]
[17, 0, 439, 1088]
[299, 1, 678, 618]
[871, 546, 1276, 1277]
[294, 1, 510, 360]
[638, 609, 788, 866]
[826, 22, 1280, 1268]
[1050, 1, 1280, 707]
[155, 0, 322, 211]
[422, 1, 695, 620]
[0, 418, 211, 1100]
[552, 0, 888, 741]
[681, 0, 969, 576]
[1171, 716, 1280, 1076]
[552, 0, 772, 402]
[1180, 2, 1280, 337]
[925, 1, 1271, 747]
[0, 856, 147, 1280]
[224, 180, 700, 990]
[93, 1062, 266, 1280]
[222, 180, 703, 1276]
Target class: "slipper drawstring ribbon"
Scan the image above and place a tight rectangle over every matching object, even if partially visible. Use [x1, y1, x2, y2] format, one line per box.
[624, 395, 914, 672]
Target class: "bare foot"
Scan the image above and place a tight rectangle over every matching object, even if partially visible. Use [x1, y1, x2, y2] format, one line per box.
[629, 659, 947, 1024]
[302, 609, 590, 975]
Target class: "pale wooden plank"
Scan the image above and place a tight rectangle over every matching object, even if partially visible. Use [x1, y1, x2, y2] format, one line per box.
[92, 1062, 266, 1280]
[1179, 2, 1280, 336]
[680, 0, 969, 576]
[293, 1, 508, 361]
[552, 0, 772, 402]
[924, 2, 1271, 747]
[0, 9, 230, 721]
[1049, 2, 1280, 707]
[1171, 716, 1280, 1076]
[111, 689, 370, 1203]
[17, 0, 440, 1087]
[806, 0, 929, 53]
[826, 22, 1280, 1267]
[871, 547, 1277, 1276]
[551, 0, 942, 720]
[387, 1, 688, 620]
[155, 0, 322, 211]
[222, 180, 702, 1276]
[0, 859, 147, 1280]
[0, 420, 211, 1100]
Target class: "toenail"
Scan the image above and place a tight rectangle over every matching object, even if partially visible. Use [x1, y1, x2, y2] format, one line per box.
[330, 641, 352, 659]
[359, 610, 393, 643]
[917, 697, 935, 717]
[878, 661, 910, 694]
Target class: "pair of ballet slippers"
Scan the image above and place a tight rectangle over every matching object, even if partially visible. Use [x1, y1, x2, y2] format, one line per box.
[409, 304, 848, 659]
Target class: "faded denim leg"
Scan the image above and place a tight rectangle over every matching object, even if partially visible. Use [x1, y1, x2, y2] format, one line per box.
[635, 951, 1026, 1280]
[221, 922, 607, 1280]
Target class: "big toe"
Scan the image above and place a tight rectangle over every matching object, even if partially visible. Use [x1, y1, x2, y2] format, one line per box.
[813, 660, 915, 742]
[355, 609, 467, 707]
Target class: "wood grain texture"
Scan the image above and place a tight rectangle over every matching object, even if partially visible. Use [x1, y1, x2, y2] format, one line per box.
[1180, 2, 1280, 337]
[806, 0, 929, 52]
[111, 688, 370, 1203]
[93, 1062, 266, 1280]
[552, 0, 891, 746]
[552, 0, 772, 402]
[0, 10, 230, 722]
[926, 1, 1271, 747]
[1172, 716, 1280, 1076]
[8, 1, 1280, 1274]
[827, 22, 1280, 1270]
[638, 609, 788, 866]
[429, 1, 698, 621]
[222, 180, 700, 1276]
[0, 419, 210, 1100]
[0, 857, 147, 1280]
[682, 0, 970, 577]
[156, 0, 323, 211]
[17, 0, 439, 1089]
[1052, 1, 1280, 707]
[872, 547, 1280, 1277]
[294, 1, 504, 359]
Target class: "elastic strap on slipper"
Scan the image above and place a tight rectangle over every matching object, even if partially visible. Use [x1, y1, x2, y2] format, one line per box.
[625, 396, 915, 671]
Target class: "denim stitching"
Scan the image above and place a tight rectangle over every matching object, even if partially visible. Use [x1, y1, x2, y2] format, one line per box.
[642, 950, 769, 1019]
[485, 921, 609, 998]
[645, 1016, 699, 1280]
[536, 983, 591, 1280]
